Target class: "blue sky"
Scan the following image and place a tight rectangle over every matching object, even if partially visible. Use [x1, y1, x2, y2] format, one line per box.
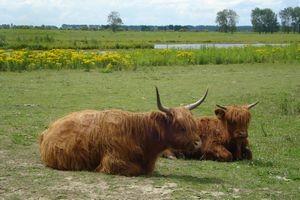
[0, 0, 299, 26]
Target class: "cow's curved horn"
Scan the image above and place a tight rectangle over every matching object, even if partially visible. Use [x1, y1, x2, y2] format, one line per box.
[216, 104, 227, 110]
[247, 101, 259, 109]
[155, 86, 170, 113]
[185, 88, 209, 110]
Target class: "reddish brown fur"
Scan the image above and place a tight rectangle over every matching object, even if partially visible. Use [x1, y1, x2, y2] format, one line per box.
[39, 108, 201, 176]
[162, 105, 254, 162]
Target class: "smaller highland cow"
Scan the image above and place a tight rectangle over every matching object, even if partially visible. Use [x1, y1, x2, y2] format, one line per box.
[39, 87, 208, 176]
[162, 102, 259, 161]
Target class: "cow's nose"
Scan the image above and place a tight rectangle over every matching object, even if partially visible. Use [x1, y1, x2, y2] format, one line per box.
[194, 140, 202, 149]
[240, 132, 248, 138]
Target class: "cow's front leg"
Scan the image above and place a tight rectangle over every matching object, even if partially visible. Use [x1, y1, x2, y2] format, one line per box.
[207, 145, 233, 162]
[96, 154, 143, 176]
[161, 149, 177, 160]
[233, 143, 242, 160]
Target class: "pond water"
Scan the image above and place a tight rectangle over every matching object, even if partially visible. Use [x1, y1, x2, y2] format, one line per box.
[154, 43, 287, 49]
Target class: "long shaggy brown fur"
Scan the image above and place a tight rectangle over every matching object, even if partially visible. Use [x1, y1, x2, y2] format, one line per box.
[162, 105, 254, 162]
[39, 108, 201, 176]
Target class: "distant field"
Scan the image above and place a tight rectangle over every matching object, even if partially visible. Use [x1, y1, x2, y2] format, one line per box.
[0, 29, 299, 50]
[0, 63, 299, 199]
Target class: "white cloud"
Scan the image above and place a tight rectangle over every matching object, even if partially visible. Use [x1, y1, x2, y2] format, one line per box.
[0, 0, 298, 25]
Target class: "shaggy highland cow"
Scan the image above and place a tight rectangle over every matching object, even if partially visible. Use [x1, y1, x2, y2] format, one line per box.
[39, 87, 208, 176]
[162, 102, 259, 162]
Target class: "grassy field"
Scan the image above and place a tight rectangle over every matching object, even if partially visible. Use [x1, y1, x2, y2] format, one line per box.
[0, 63, 299, 199]
[0, 29, 300, 50]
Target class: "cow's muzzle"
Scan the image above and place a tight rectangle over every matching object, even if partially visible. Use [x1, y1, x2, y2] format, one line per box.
[238, 132, 248, 138]
[193, 140, 202, 149]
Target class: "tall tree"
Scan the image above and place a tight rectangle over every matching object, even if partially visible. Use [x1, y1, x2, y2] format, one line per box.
[279, 7, 294, 33]
[107, 11, 123, 32]
[291, 7, 300, 33]
[251, 8, 279, 33]
[216, 9, 239, 33]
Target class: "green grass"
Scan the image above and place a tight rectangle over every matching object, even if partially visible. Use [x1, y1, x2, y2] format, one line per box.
[0, 29, 299, 50]
[0, 63, 299, 199]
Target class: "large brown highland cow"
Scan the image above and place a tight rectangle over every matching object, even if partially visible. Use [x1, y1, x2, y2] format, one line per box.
[39, 87, 208, 176]
[162, 102, 259, 162]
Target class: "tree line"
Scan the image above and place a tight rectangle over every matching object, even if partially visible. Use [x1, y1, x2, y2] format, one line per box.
[216, 7, 300, 33]
[0, 7, 299, 33]
[0, 23, 253, 32]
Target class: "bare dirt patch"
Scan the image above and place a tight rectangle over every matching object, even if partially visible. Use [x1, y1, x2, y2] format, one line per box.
[106, 180, 177, 200]
[0, 145, 177, 200]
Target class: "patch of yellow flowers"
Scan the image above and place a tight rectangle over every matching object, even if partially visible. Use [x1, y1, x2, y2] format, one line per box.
[0, 45, 298, 71]
[176, 51, 195, 63]
[0, 49, 132, 71]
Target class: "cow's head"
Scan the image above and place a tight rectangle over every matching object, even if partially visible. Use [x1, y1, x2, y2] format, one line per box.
[214, 102, 259, 139]
[152, 87, 208, 151]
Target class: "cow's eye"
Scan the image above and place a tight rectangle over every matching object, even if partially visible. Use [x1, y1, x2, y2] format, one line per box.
[180, 127, 186, 132]
[229, 121, 236, 126]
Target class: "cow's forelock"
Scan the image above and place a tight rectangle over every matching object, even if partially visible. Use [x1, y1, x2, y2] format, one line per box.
[225, 106, 251, 126]
[170, 108, 197, 132]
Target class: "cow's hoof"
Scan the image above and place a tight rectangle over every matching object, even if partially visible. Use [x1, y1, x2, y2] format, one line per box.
[167, 155, 177, 160]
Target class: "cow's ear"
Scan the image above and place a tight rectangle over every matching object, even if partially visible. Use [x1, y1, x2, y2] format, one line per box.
[215, 109, 225, 120]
